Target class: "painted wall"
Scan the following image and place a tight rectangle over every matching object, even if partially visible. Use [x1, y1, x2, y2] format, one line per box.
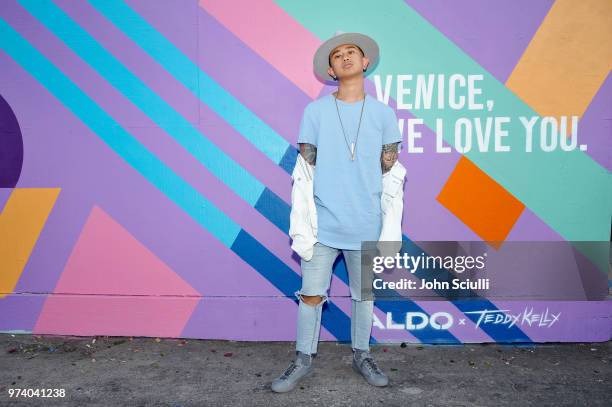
[1, 0, 610, 343]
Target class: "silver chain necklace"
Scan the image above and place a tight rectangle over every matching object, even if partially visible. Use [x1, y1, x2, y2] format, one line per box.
[334, 93, 366, 161]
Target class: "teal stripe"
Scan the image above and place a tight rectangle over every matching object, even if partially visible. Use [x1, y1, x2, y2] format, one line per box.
[18, 0, 263, 206]
[89, 0, 289, 164]
[0, 17, 240, 247]
[276, 0, 611, 266]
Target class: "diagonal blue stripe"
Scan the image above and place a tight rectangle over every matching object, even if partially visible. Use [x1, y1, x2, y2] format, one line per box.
[90, 0, 290, 165]
[255, 188, 290, 234]
[279, 146, 299, 175]
[0, 16, 353, 341]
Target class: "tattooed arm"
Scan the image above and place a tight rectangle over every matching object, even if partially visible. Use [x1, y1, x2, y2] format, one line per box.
[299, 143, 317, 166]
[381, 142, 400, 173]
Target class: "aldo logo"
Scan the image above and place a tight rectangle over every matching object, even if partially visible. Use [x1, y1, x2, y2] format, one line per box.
[373, 311, 454, 331]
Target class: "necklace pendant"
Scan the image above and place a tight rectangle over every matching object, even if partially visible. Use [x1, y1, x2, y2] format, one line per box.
[350, 142, 355, 160]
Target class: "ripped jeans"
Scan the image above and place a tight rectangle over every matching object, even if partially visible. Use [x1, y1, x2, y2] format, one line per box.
[295, 242, 374, 355]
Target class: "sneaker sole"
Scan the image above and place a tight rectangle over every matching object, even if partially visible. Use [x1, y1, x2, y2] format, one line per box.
[271, 367, 313, 393]
[352, 360, 389, 387]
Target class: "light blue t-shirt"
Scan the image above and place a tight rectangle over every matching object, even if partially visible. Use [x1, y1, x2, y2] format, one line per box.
[297, 93, 402, 250]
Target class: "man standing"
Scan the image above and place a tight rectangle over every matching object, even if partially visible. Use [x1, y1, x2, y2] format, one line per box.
[272, 32, 402, 393]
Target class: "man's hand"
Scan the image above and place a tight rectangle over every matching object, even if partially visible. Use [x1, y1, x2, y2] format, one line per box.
[381, 142, 399, 173]
[299, 143, 317, 166]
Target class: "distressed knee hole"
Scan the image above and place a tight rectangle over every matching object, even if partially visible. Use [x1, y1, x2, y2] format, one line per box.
[295, 292, 328, 307]
[351, 296, 373, 303]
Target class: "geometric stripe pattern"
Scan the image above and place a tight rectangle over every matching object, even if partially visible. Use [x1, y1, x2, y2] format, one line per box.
[0, 0, 610, 343]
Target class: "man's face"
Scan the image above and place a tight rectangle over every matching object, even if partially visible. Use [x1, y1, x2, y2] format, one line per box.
[327, 44, 369, 80]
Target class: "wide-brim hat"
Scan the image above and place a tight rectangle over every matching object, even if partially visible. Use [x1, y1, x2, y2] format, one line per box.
[313, 31, 379, 84]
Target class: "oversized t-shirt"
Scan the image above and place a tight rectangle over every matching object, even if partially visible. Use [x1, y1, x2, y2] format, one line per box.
[297, 93, 402, 250]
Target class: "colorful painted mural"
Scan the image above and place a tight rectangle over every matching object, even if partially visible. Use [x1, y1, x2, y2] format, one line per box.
[0, 0, 610, 343]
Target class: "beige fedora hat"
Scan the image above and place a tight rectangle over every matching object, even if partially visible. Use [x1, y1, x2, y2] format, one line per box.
[313, 31, 379, 84]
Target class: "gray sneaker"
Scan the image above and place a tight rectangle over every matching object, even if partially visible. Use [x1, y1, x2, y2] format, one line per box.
[271, 352, 313, 393]
[352, 350, 389, 387]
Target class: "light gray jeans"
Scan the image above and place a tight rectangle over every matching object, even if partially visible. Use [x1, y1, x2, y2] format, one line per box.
[295, 242, 373, 355]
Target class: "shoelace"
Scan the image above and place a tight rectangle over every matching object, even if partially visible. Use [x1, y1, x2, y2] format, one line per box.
[361, 357, 383, 375]
[281, 362, 299, 379]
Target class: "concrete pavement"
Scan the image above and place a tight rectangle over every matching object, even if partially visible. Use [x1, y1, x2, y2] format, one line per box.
[0, 334, 610, 406]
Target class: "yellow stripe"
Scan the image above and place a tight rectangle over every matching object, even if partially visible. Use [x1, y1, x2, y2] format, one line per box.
[506, 0, 612, 117]
[0, 188, 60, 298]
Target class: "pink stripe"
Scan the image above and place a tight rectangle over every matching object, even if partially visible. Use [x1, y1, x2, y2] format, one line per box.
[199, 0, 324, 99]
[35, 295, 199, 337]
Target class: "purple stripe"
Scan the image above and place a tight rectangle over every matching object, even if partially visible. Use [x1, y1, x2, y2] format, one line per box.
[0, 188, 12, 211]
[503, 211, 603, 299]
[183, 296, 361, 341]
[405, 0, 555, 83]
[182, 297, 301, 340]
[195, 6, 311, 142]
[0, 294, 46, 332]
[127, 0, 310, 144]
[576, 71, 612, 171]
[476, 241, 591, 300]
[506, 208, 564, 241]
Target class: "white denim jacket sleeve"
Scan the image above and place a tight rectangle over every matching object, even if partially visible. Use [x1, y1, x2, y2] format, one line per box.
[289, 154, 318, 261]
[289, 153, 406, 261]
[377, 160, 406, 257]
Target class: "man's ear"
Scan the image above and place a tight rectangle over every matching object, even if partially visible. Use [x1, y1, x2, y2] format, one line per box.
[327, 66, 337, 79]
[362, 56, 370, 71]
